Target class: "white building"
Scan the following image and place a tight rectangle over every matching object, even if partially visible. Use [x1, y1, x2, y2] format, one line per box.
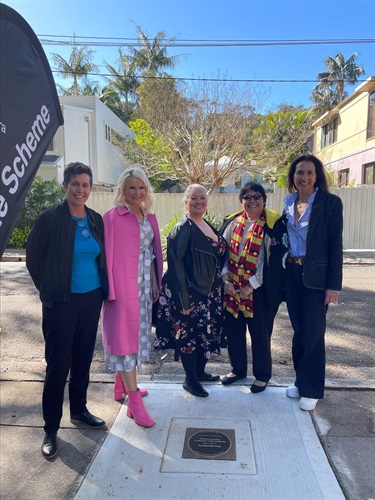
[39, 95, 134, 187]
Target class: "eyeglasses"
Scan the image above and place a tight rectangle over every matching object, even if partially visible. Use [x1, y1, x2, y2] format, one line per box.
[77, 218, 90, 238]
[242, 194, 262, 201]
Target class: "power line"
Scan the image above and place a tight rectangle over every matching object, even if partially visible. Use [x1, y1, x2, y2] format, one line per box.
[39, 35, 375, 48]
[50, 69, 369, 85]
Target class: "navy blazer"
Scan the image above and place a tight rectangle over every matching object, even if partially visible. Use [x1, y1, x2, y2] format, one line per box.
[302, 189, 343, 291]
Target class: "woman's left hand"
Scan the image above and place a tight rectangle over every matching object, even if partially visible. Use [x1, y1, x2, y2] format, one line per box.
[325, 290, 338, 305]
[240, 283, 253, 300]
[152, 283, 160, 303]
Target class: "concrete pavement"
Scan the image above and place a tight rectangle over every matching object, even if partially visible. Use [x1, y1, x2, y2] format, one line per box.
[0, 251, 374, 499]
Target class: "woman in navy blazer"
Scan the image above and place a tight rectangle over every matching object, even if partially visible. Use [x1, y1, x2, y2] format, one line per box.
[283, 154, 343, 411]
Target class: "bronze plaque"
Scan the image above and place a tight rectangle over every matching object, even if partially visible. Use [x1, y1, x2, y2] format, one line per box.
[182, 428, 236, 461]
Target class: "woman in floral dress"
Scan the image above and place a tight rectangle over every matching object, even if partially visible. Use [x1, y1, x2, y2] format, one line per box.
[155, 184, 227, 398]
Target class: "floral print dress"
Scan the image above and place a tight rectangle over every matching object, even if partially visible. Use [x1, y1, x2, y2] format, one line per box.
[154, 235, 227, 360]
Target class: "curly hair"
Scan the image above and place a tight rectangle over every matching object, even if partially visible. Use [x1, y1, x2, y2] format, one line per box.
[64, 162, 93, 187]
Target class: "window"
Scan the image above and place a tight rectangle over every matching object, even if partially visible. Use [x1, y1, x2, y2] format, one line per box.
[111, 129, 126, 150]
[367, 92, 375, 139]
[105, 125, 111, 142]
[321, 117, 338, 148]
[338, 169, 349, 187]
[105, 125, 125, 149]
[363, 162, 375, 184]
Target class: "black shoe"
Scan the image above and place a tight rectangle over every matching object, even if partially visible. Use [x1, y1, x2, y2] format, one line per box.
[70, 410, 105, 428]
[41, 432, 57, 459]
[250, 382, 268, 393]
[221, 374, 246, 385]
[198, 372, 220, 382]
[183, 381, 209, 398]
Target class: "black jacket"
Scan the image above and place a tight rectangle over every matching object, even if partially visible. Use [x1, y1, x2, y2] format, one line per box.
[220, 208, 289, 310]
[301, 190, 343, 290]
[165, 216, 227, 311]
[26, 199, 108, 303]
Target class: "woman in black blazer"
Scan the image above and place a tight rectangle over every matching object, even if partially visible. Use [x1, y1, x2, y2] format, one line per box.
[284, 154, 343, 411]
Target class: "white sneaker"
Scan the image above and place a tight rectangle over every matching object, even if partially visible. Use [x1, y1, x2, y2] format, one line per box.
[299, 397, 319, 411]
[286, 385, 300, 398]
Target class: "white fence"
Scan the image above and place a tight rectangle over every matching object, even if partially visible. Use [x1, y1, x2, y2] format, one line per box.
[87, 187, 375, 250]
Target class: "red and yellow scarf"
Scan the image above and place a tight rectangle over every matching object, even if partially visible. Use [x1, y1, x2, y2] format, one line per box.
[224, 210, 266, 318]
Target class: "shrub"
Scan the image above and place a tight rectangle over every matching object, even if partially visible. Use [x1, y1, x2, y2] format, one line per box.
[160, 211, 223, 260]
[8, 227, 31, 249]
[8, 176, 65, 249]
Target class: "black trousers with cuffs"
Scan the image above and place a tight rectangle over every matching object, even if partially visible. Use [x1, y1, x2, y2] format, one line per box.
[285, 262, 327, 399]
[224, 285, 276, 383]
[41, 288, 102, 434]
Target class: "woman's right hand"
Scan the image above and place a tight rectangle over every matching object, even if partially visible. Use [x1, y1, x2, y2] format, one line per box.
[223, 281, 239, 296]
[180, 308, 192, 315]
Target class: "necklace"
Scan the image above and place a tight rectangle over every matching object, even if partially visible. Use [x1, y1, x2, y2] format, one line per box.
[296, 199, 308, 207]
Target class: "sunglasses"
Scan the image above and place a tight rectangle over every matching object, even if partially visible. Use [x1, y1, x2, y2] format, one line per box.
[77, 218, 90, 238]
[242, 194, 262, 201]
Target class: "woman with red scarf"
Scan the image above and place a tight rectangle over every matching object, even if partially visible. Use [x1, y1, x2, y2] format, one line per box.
[220, 182, 288, 393]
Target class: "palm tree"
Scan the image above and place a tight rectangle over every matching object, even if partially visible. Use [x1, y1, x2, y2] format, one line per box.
[51, 34, 99, 95]
[104, 48, 139, 105]
[316, 51, 365, 103]
[310, 84, 340, 116]
[130, 23, 179, 76]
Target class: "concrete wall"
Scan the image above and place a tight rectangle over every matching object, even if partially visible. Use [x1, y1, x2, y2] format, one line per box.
[86, 187, 375, 250]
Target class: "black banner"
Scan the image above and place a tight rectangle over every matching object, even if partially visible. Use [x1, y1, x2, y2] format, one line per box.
[0, 4, 64, 256]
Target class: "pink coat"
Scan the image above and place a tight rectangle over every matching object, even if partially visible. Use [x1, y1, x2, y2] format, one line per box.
[101, 206, 163, 356]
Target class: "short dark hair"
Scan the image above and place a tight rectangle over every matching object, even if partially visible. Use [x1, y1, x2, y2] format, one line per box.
[287, 154, 329, 193]
[239, 182, 267, 204]
[64, 162, 93, 187]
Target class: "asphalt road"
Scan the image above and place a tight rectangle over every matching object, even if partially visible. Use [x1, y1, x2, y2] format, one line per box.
[1, 261, 374, 381]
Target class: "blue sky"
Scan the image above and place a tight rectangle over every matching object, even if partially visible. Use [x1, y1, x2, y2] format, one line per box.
[3, 0, 375, 112]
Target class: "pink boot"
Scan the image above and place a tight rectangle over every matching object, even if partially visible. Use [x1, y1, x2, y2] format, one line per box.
[126, 390, 155, 428]
[114, 373, 148, 401]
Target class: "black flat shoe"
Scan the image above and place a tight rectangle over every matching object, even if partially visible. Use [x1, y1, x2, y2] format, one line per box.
[41, 432, 57, 459]
[70, 410, 105, 428]
[198, 372, 220, 382]
[221, 374, 246, 386]
[183, 382, 209, 397]
[250, 382, 268, 393]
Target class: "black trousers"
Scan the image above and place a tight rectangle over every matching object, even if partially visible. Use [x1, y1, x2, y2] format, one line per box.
[224, 286, 275, 382]
[42, 288, 102, 433]
[285, 263, 327, 399]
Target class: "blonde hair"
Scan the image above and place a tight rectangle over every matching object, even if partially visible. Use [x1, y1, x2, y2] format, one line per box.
[114, 167, 155, 213]
[183, 184, 208, 203]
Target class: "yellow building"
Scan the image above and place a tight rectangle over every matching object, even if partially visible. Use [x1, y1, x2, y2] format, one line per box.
[313, 76, 375, 187]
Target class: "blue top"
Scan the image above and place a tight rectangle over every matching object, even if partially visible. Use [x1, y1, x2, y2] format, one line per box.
[284, 188, 318, 258]
[71, 216, 101, 293]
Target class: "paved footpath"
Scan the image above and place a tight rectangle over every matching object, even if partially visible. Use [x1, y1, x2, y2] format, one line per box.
[0, 251, 374, 499]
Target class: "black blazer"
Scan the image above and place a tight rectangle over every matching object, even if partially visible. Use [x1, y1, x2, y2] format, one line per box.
[302, 189, 343, 291]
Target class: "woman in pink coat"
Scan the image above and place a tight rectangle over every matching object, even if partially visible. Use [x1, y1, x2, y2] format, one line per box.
[102, 167, 162, 427]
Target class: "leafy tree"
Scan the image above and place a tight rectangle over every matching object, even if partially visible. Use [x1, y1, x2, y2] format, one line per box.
[126, 118, 176, 191]
[311, 51, 365, 113]
[310, 85, 340, 117]
[127, 76, 267, 193]
[251, 107, 314, 186]
[102, 49, 139, 123]
[51, 34, 99, 95]
[8, 177, 65, 248]
[130, 23, 179, 76]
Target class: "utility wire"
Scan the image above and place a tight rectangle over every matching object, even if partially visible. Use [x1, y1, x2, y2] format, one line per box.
[50, 68, 369, 84]
[38, 35, 375, 48]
